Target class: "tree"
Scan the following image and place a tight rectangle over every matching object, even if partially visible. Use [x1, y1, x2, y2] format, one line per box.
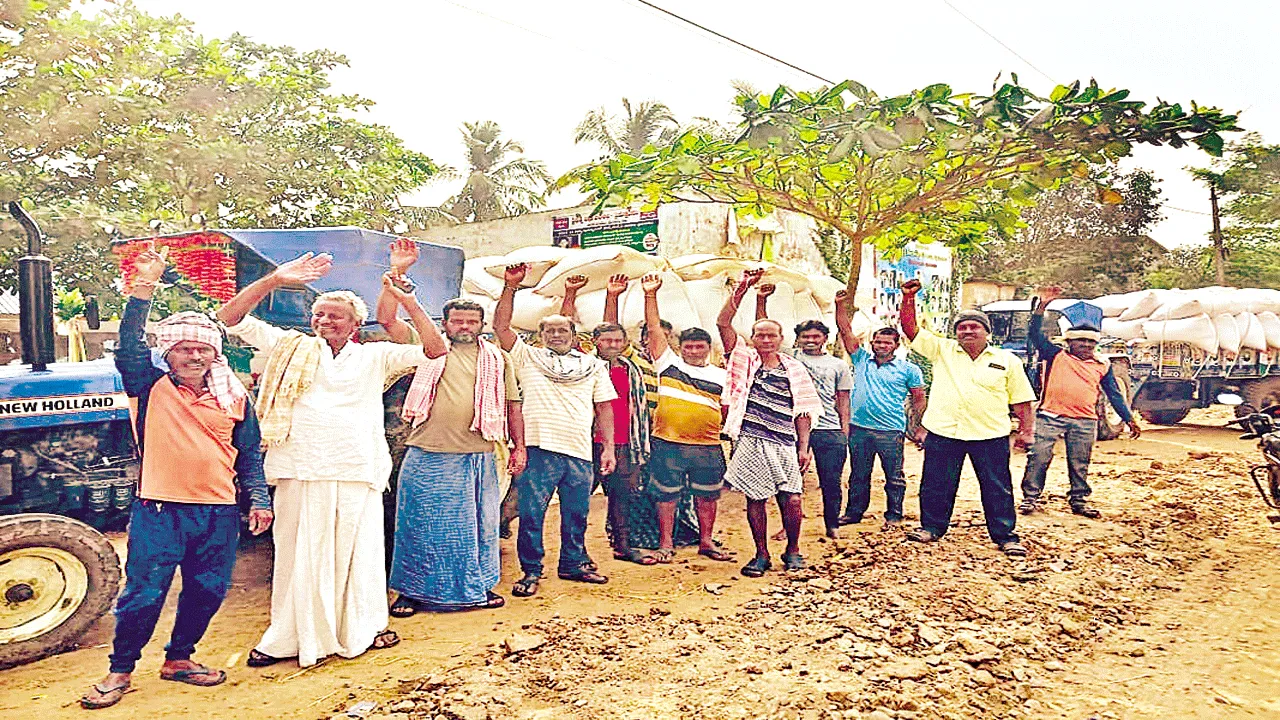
[445, 121, 552, 222]
[574, 98, 680, 160]
[0, 0, 440, 306]
[965, 169, 1166, 296]
[564, 77, 1240, 314]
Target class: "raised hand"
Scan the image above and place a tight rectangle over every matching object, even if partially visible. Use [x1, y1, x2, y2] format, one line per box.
[382, 271, 416, 299]
[901, 279, 922, 296]
[564, 274, 589, 293]
[504, 263, 529, 288]
[1037, 285, 1063, 304]
[389, 239, 420, 275]
[834, 289, 849, 306]
[735, 268, 765, 295]
[640, 273, 663, 294]
[606, 273, 630, 296]
[274, 252, 333, 286]
[133, 244, 169, 285]
[757, 283, 776, 299]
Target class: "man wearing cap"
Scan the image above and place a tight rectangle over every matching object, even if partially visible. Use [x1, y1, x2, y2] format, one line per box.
[82, 245, 272, 710]
[1019, 287, 1140, 518]
[899, 279, 1036, 557]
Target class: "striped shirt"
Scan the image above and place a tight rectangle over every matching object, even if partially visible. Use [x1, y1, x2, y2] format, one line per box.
[509, 339, 617, 461]
[622, 343, 660, 413]
[740, 364, 796, 444]
[653, 348, 727, 446]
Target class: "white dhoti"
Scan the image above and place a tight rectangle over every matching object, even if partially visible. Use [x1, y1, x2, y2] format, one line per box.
[255, 479, 388, 667]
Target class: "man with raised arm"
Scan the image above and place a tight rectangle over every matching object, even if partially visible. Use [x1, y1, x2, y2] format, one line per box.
[756, 285, 855, 539]
[632, 273, 734, 563]
[718, 269, 822, 577]
[898, 279, 1036, 557]
[81, 246, 272, 710]
[216, 253, 434, 668]
[494, 264, 618, 597]
[833, 290, 927, 532]
[1019, 286, 1140, 518]
[373, 240, 528, 617]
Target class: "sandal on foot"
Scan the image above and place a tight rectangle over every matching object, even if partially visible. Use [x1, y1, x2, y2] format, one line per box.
[698, 547, 734, 562]
[80, 683, 131, 710]
[614, 548, 657, 565]
[999, 540, 1028, 557]
[557, 567, 609, 584]
[512, 573, 540, 597]
[652, 547, 676, 564]
[781, 552, 806, 571]
[160, 664, 226, 687]
[372, 629, 400, 650]
[1071, 503, 1101, 519]
[1018, 499, 1040, 515]
[906, 527, 941, 543]
[246, 649, 293, 668]
[740, 556, 772, 578]
[837, 514, 863, 526]
[390, 596, 418, 618]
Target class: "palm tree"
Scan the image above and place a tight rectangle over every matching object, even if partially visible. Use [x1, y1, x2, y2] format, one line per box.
[446, 121, 552, 222]
[573, 98, 680, 159]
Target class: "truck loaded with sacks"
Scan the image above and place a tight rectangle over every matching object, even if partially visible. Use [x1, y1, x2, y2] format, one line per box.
[985, 287, 1280, 435]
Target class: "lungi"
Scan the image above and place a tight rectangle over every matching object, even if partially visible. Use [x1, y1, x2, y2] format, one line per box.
[390, 449, 500, 607]
[255, 479, 387, 667]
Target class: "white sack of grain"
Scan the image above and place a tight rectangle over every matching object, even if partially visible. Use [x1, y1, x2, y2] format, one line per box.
[463, 256, 507, 298]
[1236, 311, 1268, 351]
[532, 245, 667, 297]
[1142, 313, 1218, 354]
[481, 246, 574, 287]
[1256, 311, 1280, 350]
[616, 271, 700, 337]
[1213, 313, 1240, 355]
[508, 290, 562, 332]
[1149, 297, 1206, 321]
[681, 276, 733, 345]
[1094, 291, 1147, 318]
[1118, 290, 1163, 321]
[1101, 317, 1145, 341]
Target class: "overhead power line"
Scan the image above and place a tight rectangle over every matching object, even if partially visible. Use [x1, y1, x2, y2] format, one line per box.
[940, 0, 1056, 84]
[626, 0, 837, 86]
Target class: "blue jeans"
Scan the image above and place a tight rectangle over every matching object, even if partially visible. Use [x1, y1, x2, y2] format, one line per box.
[516, 447, 594, 576]
[847, 426, 907, 522]
[809, 430, 849, 530]
[109, 500, 240, 673]
[919, 433, 1019, 545]
[1021, 414, 1098, 503]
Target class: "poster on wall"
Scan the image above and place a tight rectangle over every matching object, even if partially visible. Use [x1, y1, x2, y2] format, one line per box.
[871, 242, 953, 331]
[552, 208, 660, 253]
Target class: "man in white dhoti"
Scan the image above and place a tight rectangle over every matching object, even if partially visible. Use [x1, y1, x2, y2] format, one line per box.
[215, 253, 434, 668]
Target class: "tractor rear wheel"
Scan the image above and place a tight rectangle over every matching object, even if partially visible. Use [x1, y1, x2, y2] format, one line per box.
[0, 514, 120, 669]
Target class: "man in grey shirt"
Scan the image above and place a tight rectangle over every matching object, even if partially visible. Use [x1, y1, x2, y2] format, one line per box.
[757, 287, 854, 538]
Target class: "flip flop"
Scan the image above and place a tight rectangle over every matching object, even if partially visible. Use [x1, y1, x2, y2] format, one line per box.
[390, 596, 418, 618]
[906, 528, 941, 543]
[999, 540, 1028, 557]
[614, 548, 658, 565]
[512, 573, 540, 598]
[160, 665, 226, 687]
[557, 568, 609, 584]
[697, 547, 734, 562]
[80, 683, 131, 710]
[419, 591, 507, 613]
[246, 649, 294, 668]
[781, 553, 806, 571]
[652, 548, 676, 564]
[740, 555, 771, 577]
[371, 629, 400, 650]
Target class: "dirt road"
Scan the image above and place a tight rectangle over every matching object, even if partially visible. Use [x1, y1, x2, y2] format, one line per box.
[1, 409, 1276, 719]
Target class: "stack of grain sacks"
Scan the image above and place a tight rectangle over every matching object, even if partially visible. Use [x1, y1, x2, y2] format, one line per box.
[1094, 288, 1280, 357]
[458, 246, 877, 350]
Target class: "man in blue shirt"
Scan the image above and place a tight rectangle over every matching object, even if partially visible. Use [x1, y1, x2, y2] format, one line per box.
[834, 291, 927, 530]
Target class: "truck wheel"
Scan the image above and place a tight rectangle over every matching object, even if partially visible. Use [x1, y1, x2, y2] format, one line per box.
[1139, 408, 1191, 425]
[1096, 361, 1132, 441]
[0, 514, 121, 669]
[1239, 377, 1280, 417]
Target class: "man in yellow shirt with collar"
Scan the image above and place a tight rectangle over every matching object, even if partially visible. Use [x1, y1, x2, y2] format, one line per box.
[899, 279, 1036, 557]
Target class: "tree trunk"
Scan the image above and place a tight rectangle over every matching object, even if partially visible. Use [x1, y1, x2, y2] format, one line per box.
[843, 233, 863, 320]
[1209, 185, 1226, 285]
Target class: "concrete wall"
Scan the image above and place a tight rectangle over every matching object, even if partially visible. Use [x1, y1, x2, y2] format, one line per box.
[960, 280, 1018, 309]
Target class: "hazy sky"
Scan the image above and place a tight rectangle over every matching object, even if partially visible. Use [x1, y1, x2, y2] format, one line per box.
[129, 0, 1277, 248]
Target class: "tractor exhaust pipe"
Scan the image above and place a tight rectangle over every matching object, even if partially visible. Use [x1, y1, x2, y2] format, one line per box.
[9, 202, 55, 371]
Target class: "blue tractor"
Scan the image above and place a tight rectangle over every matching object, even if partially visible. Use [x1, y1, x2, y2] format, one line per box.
[0, 203, 463, 668]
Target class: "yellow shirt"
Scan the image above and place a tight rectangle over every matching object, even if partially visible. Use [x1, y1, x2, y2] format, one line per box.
[910, 328, 1036, 441]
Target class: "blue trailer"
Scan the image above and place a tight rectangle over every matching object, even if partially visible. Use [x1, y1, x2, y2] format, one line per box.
[0, 207, 462, 668]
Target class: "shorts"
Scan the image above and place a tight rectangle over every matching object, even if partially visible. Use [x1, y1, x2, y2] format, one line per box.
[648, 437, 726, 502]
[725, 434, 803, 501]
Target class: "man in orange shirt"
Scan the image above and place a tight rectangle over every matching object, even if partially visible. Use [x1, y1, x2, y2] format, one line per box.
[81, 246, 272, 710]
[1020, 287, 1141, 519]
